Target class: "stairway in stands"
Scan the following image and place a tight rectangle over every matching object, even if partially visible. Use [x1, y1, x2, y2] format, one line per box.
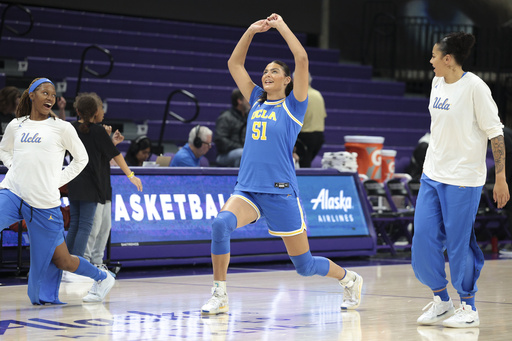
[0, 4, 430, 167]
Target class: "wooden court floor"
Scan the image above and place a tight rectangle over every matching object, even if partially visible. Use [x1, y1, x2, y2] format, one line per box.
[1, 259, 511, 340]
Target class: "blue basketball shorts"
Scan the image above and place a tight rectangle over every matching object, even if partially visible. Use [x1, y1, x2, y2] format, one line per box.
[232, 190, 307, 236]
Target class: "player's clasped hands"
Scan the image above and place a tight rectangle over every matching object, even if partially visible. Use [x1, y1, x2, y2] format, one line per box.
[249, 13, 285, 33]
[266, 13, 283, 28]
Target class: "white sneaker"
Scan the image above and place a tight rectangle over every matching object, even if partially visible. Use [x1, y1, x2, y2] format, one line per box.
[417, 296, 455, 325]
[340, 271, 363, 310]
[201, 287, 229, 315]
[442, 302, 480, 328]
[82, 270, 115, 302]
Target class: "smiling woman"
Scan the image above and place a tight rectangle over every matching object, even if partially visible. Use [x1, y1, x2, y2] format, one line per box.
[26, 78, 57, 120]
[0, 77, 116, 305]
[200, 13, 363, 316]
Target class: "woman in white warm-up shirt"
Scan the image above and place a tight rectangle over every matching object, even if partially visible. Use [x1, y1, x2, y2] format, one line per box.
[0, 78, 115, 305]
[412, 32, 509, 328]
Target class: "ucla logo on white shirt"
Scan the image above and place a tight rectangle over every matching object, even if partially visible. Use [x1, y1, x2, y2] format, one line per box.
[20, 132, 42, 143]
[433, 97, 451, 110]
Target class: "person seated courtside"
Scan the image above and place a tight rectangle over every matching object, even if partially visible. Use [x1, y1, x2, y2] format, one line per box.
[171, 125, 213, 167]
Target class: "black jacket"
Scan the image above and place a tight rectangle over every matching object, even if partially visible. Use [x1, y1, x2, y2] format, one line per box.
[214, 108, 246, 155]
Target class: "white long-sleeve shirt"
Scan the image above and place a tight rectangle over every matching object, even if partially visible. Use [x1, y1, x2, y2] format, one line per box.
[423, 72, 503, 187]
[0, 117, 88, 208]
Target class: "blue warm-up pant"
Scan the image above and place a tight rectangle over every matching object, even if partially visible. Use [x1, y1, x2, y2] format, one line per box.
[411, 174, 484, 298]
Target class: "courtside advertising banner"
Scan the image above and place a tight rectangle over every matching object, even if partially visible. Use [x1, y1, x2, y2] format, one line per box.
[109, 174, 369, 244]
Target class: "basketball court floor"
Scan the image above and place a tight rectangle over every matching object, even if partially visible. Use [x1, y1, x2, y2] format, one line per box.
[1, 255, 511, 340]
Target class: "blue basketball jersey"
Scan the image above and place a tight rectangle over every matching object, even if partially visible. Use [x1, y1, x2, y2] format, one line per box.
[235, 85, 308, 195]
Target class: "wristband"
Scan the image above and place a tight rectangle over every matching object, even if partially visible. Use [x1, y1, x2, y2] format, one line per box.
[127, 172, 135, 179]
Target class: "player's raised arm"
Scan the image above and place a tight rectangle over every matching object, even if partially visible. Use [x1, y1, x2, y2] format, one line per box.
[266, 13, 309, 102]
[228, 19, 271, 101]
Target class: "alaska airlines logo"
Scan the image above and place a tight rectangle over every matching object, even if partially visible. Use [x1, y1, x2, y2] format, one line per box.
[432, 97, 450, 110]
[251, 109, 277, 121]
[310, 189, 352, 212]
[20, 132, 42, 143]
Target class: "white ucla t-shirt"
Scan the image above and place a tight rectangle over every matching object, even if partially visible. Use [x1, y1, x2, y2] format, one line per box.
[0, 117, 88, 208]
[423, 72, 503, 187]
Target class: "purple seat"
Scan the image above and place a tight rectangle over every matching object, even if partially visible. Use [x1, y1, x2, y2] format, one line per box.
[103, 98, 225, 123]
[322, 92, 429, 113]
[15, 22, 322, 62]
[3, 5, 306, 45]
[325, 109, 430, 130]
[59, 75, 428, 113]
[1, 36, 372, 79]
[25, 57, 382, 96]
[323, 126, 426, 146]
[146, 120, 216, 145]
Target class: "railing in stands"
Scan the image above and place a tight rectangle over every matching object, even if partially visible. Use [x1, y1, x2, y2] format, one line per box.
[155, 89, 200, 155]
[75, 44, 114, 100]
[0, 3, 33, 50]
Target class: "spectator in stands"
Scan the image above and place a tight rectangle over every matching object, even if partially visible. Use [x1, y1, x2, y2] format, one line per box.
[0, 86, 21, 135]
[0, 78, 115, 304]
[412, 32, 508, 328]
[214, 88, 249, 167]
[200, 13, 363, 316]
[171, 125, 213, 167]
[55, 96, 67, 120]
[294, 72, 327, 168]
[125, 135, 152, 166]
[405, 132, 430, 180]
[66, 93, 142, 287]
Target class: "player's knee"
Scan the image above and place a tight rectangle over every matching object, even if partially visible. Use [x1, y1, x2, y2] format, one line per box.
[211, 211, 237, 255]
[290, 251, 330, 277]
[211, 211, 237, 242]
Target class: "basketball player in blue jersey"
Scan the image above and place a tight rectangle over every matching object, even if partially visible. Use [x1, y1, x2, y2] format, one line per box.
[413, 32, 508, 328]
[201, 13, 363, 315]
[0, 78, 115, 304]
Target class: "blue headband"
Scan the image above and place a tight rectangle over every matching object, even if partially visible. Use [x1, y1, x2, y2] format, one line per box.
[29, 78, 54, 94]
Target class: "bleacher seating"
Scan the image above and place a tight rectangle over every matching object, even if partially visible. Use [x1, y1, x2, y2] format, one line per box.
[0, 3, 430, 166]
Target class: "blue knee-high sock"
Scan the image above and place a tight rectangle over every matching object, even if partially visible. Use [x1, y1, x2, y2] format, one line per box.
[73, 256, 106, 281]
